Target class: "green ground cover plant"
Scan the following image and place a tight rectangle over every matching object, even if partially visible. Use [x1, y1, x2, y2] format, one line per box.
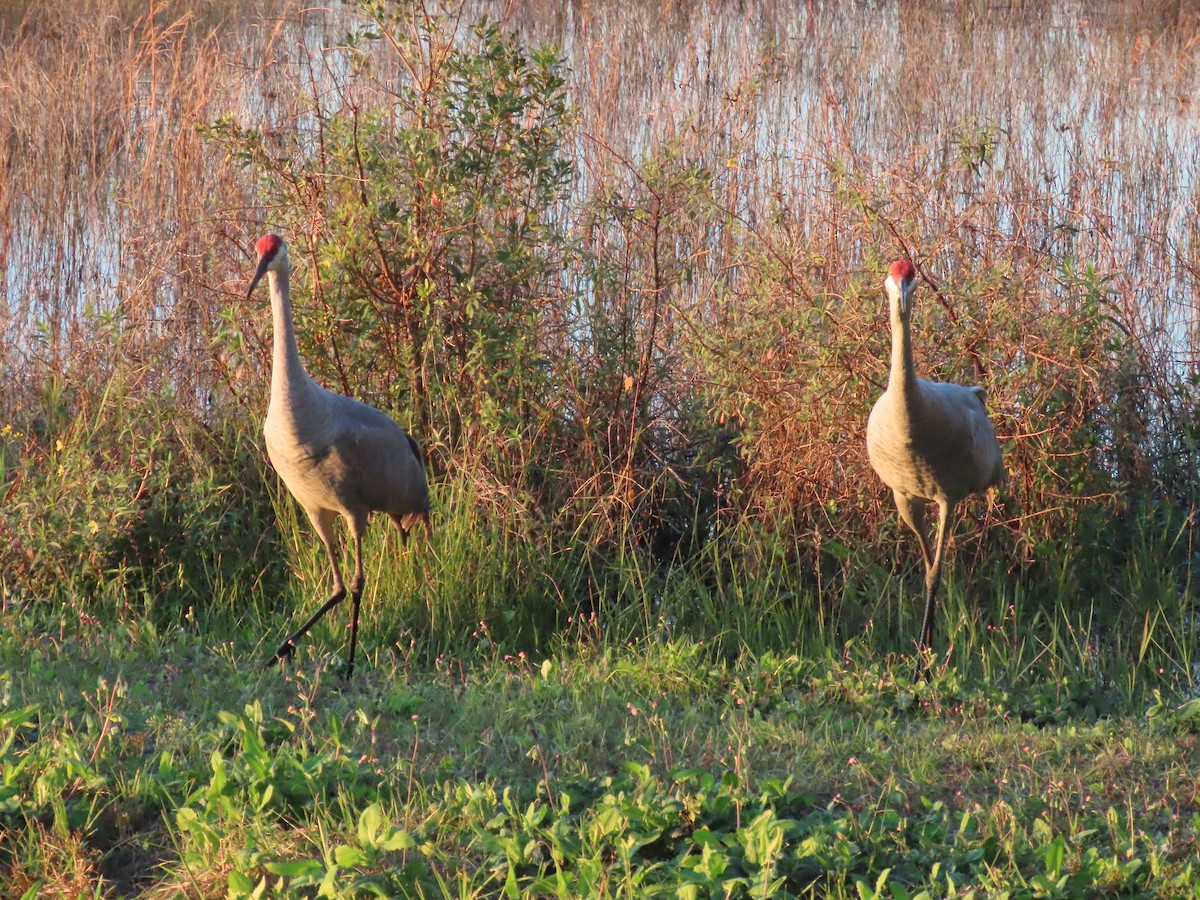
[3, 0, 1200, 894]
[4, 628, 1200, 896]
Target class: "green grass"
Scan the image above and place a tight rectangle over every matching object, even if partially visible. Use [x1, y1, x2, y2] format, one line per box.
[4, 4, 1200, 893]
[3, 451, 1198, 897]
[3, 565, 1200, 897]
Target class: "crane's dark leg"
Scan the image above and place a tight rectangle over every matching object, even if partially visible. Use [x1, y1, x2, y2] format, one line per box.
[915, 501, 954, 682]
[894, 492, 935, 680]
[893, 492, 934, 572]
[266, 509, 346, 668]
[344, 519, 367, 680]
[268, 588, 347, 666]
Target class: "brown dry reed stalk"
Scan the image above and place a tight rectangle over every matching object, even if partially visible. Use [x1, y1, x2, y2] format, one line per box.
[1, 0, 1199, 605]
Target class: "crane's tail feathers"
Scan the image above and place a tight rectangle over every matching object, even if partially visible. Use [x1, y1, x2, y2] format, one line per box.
[391, 510, 431, 539]
[405, 433, 426, 468]
[987, 459, 1009, 489]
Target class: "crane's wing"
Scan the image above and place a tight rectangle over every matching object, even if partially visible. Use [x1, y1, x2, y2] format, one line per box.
[918, 380, 1006, 497]
[324, 390, 430, 518]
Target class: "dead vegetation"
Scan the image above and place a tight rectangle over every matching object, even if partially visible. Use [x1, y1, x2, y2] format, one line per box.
[1, 0, 1199, 596]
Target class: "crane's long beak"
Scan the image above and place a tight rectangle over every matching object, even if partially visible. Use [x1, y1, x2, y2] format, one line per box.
[884, 275, 910, 318]
[246, 254, 270, 300]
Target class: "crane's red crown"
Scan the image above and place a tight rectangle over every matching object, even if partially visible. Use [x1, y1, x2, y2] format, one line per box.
[889, 259, 915, 283]
[255, 233, 284, 261]
[246, 234, 285, 300]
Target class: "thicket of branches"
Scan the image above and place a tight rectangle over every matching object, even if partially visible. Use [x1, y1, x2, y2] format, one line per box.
[2, 0, 1199, 613]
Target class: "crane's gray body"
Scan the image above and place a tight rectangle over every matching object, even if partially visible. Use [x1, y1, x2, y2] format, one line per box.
[865, 266, 1004, 676]
[265, 375, 429, 537]
[867, 378, 1004, 509]
[250, 234, 428, 677]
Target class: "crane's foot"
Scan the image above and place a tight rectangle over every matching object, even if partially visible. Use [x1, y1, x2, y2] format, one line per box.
[912, 649, 934, 684]
[264, 639, 297, 669]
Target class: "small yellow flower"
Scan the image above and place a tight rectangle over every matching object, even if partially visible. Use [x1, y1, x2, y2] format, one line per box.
[55, 439, 64, 452]
[57, 465, 66, 477]
[1, 424, 11, 437]
[88, 521, 100, 535]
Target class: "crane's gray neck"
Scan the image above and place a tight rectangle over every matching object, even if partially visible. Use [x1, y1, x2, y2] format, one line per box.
[889, 293, 918, 396]
[267, 266, 308, 404]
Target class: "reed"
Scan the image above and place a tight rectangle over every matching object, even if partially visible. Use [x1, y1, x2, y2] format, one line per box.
[2, 0, 1199, 689]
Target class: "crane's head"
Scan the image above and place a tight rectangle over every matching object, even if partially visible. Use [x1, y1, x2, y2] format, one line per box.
[246, 233, 288, 300]
[884, 258, 917, 316]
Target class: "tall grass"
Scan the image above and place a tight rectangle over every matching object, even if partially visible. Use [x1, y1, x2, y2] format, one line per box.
[1, 0, 1199, 700]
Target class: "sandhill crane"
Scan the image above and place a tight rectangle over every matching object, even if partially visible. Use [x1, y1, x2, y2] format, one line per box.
[866, 258, 1005, 679]
[246, 233, 430, 679]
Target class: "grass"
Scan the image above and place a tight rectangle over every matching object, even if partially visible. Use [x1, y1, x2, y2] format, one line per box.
[3, 600, 1200, 897]
[4, 493, 1200, 896]
[4, 443, 1200, 896]
[4, 0, 1200, 894]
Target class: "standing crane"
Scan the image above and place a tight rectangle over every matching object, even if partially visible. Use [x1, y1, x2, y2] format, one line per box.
[246, 233, 430, 679]
[866, 258, 1005, 679]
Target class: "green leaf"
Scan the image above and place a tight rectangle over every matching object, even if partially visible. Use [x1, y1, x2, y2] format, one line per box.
[334, 844, 367, 868]
[228, 870, 255, 895]
[379, 829, 416, 851]
[1043, 833, 1066, 878]
[264, 859, 323, 878]
[358, 803, 384, 846]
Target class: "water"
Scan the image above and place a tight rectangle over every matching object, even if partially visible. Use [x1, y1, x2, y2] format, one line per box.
[2, 1, 1198, 381]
